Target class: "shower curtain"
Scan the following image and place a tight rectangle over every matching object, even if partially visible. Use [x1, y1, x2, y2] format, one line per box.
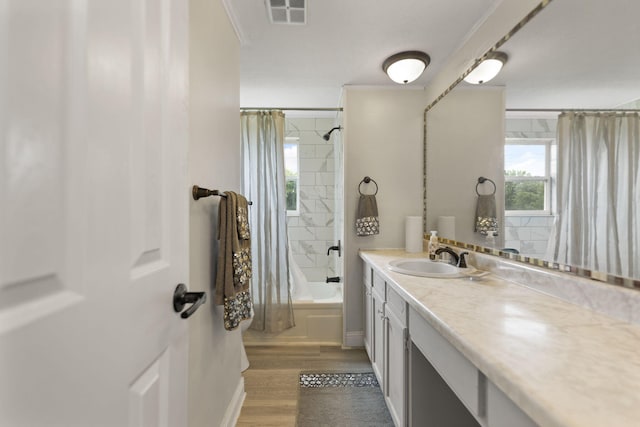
[548, 112, 640, 278]
[241, 111, 295, 333]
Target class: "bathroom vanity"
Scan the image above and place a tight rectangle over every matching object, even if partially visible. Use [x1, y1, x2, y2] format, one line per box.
[360, 249, 640, 427]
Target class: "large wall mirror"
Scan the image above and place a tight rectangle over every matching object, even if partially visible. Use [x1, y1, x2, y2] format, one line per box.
[425, 0, 640, 284]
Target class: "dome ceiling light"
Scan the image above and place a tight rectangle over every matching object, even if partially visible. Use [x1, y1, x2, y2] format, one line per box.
[463, 51, 508, 85]
[382, 51, 431, 84]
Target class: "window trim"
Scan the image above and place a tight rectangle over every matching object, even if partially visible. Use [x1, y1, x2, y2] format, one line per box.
[284, 139, 300, 216]
[504, 138, 553, 216]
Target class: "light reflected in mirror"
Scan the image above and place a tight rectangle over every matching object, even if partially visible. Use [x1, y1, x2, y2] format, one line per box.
[426, 0, 640, 284]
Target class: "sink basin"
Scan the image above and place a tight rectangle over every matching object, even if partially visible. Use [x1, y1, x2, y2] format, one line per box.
[387, 259, 465, 278]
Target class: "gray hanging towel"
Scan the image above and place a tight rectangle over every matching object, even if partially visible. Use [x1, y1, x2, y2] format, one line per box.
[475, 194, 498, 236]
[356, 194, 380, 236]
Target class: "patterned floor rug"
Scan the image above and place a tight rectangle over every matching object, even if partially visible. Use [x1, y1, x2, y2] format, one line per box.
[296, 372, 394, 427]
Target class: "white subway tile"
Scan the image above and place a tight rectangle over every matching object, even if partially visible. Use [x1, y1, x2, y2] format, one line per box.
[315, 172, 334, 185]
[315, 145, 334, 159]
[301, 158, 326, 172]
[288, 227, 315, 241]
[299, 144, 316, 158]
[299, 172, 316, 185]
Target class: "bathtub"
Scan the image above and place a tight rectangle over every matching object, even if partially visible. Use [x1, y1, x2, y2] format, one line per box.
[243, 281, 343, 346]
[295, 282, 343, 304]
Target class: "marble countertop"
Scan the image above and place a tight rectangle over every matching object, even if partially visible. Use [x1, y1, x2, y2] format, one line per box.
[360, 249, 640, 427]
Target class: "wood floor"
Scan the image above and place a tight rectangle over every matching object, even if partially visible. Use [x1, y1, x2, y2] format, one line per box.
[236, 345, 372, 426]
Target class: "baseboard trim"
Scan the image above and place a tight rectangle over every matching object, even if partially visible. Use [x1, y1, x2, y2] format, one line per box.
[220, 377, 245, 427]
[343, 331, 364, 348]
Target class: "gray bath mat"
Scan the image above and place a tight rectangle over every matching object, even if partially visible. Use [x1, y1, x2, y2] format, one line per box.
[297, 373, 394, 427]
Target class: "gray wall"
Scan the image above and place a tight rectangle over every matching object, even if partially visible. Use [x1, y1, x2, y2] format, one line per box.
[188, 1, 243, 426]
[343, 88, 425, 346]
[426, 87, 506, 248]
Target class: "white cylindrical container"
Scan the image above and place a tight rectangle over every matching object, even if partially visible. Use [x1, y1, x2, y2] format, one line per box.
[437, 215, 456, 240]
[405, 216, 423, 253]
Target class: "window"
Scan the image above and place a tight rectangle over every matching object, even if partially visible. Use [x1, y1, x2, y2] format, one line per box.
[504, 138, 553, 214]
[284, 139, 299, 215]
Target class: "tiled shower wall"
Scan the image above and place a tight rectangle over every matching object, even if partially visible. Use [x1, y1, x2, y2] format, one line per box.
[286, 117, 338, 283]
[504, 117, 557, 258]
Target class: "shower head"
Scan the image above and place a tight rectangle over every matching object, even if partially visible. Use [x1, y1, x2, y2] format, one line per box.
[322, 126, 342, 141]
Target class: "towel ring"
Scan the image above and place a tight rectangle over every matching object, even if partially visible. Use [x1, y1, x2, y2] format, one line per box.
[476, 177, 496, 196]
[358, 176, 378, 196]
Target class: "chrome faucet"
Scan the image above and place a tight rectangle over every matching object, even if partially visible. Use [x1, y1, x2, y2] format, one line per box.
[435, 247, 469, 268]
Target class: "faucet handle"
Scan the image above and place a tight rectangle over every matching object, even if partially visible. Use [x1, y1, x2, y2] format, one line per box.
[458, 252, 469, 268]
[327, 240, 342, 257]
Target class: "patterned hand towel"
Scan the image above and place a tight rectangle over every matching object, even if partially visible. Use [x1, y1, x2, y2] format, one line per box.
[356, 194, 380, 236]
[475, 194, 498, 236]
[215, 191, 253, 331]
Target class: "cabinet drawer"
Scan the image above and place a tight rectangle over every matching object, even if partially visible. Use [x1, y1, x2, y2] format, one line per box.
[363, 262, 372, 286]
[372, 271, 386, 297]
[409, 307, 480, 416]
[385, 286, 407, 327]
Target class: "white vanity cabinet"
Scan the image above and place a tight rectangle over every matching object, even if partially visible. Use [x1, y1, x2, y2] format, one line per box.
[360, 250, 640, 427]
[363, 263, 388, 396]
[363, 264, 373, 358]
[371, 271, 386, 387]
[384, 286, 408, 427]
[408, 306, 537, 427]
[409, 306, 482, 426]
[361, 255, 536, 427]
[363, 262, 409, 427]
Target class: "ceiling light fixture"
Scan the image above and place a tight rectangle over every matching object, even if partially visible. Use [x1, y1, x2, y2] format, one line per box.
[382, 51, 431, 84]
[463, 51, 508, 85]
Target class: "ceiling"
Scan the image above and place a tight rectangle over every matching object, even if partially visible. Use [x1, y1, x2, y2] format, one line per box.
[226, 0, 640, 112]
[226, 0, 501, 109]
[486, 0, 640, 110]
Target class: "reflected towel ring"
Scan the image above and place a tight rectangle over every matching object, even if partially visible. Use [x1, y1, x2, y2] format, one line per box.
[358, 176, 378, 196]
[476, 177, 496, 196]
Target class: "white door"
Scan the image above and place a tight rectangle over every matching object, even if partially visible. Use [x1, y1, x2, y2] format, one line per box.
[0, 1, 190, 426]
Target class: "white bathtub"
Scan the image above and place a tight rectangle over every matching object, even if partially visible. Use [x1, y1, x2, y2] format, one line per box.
[244, 281, 344, 346]
[295, 282, 343, 304]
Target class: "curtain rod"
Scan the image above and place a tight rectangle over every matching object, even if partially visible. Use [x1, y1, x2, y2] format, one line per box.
[507, 108, 640, 112]
[240, 107, 343, 111]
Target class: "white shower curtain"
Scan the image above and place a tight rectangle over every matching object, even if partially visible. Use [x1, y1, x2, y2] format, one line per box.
[241, 111, 295, 333]
[549, 112, 640, 278]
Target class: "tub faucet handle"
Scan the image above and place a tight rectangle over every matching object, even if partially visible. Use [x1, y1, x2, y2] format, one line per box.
[327, 240, 341, 257]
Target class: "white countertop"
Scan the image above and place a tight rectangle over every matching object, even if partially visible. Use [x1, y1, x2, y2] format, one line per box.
[360, 249, 640, 427]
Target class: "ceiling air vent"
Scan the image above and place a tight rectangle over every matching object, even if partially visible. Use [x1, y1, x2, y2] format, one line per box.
[266, 0, 306, 25]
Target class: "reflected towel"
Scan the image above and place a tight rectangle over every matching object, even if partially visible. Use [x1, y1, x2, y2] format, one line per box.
[475, 194, 498, 236]
[356, 194, 379, 236]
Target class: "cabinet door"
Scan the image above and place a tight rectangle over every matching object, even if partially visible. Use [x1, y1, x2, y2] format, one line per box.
[363, 283, 373, 359]
[372, 288, 385, 387]
[386, 306, 408, 427]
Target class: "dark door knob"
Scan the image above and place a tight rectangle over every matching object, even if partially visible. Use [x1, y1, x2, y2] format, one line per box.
[173, 284, 207, 319]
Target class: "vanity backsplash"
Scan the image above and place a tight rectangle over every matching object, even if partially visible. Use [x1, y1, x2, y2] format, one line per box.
[424, 238, 640, 326]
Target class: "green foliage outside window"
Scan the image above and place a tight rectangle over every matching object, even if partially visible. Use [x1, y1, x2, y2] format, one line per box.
[286, 167, 297, 211]
[505, 170, 545, 211]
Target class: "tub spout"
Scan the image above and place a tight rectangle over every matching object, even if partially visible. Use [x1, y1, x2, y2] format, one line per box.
[327, 240, 341, 257]
[326, 276, 341, 283]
